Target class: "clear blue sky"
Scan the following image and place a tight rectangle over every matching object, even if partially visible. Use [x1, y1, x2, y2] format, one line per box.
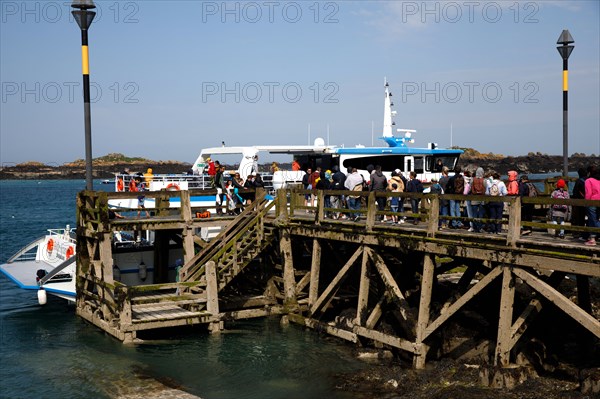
[1, 0, 599, 165]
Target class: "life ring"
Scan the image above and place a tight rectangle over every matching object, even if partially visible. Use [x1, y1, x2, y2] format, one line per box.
[128, 179, 138, 192]
[65, 246, 75, 260]
[46, 239, 54, 254]
[166, 183, 180, 191]
[117, 178, 124, 192]
[195, 211, 211, 219]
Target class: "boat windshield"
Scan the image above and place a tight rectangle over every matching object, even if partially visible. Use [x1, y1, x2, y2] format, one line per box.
[428, 156, 459, 172]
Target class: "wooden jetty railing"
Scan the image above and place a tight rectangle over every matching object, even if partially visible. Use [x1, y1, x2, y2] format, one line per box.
[76, 187, 599, 389]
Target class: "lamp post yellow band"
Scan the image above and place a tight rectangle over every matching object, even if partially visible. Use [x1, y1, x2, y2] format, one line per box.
[563, 70, 568, 91]
[82, 45, 89, 75]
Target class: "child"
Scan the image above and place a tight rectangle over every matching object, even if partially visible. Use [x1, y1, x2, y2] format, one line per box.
[136, 178, 149, 218]
[550, 179, 570, 239]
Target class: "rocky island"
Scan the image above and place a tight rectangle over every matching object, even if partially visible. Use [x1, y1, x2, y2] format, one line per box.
[0, 151, 597, 180]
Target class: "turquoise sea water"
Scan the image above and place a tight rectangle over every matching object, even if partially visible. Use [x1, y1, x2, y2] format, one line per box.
[0, 180, 370, 399]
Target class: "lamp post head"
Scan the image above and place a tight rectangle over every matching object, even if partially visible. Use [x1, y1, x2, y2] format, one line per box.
[557, 29, 574, 45]
[71, 0, 96, 30]
[556, 29, 574, 60]
[71, 0, 96, 10]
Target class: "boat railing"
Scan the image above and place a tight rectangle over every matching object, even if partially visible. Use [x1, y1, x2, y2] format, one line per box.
[6, 236, 45, 263]
[47, 228, 76, 244]
[112, 173, 277, 194]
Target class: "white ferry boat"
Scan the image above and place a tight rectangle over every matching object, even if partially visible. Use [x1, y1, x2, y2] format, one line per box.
[110, 81, 462, 206]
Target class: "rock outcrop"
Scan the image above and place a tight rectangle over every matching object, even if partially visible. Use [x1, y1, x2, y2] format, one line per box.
[1, 151, 597, 180]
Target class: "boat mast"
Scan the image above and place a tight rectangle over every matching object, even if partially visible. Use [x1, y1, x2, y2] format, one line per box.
[382, 78, 395, 138]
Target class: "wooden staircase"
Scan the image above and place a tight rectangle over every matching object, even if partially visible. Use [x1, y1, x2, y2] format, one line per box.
[179, 193, 277, 293]
[112, 194, 278, 336]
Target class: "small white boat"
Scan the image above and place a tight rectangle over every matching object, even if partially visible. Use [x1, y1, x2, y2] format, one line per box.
[0, 226, 184, 304]
[0, 226, 77, 304]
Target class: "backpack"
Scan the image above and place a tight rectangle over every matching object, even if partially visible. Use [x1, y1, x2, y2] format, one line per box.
[348, 182, 365, 199]
[472, 177, 485, 195]
[507, 180, 519, 196]
[525, 182, 538, 197]
[552, 189, 569, 211]
[430, 183, 443, 195]
[399, 174, 408, 192]
[453, 175, 465, 195]
[489, 182, 500, 196]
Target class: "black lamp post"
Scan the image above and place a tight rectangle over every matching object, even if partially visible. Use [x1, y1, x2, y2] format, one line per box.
[72, 0, 96, 190]
[556, 29, 574, 179]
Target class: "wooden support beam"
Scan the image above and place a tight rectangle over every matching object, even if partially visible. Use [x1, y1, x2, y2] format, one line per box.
[509, 299, 543, 350]
[424, 266, 503, 340]
[205, 260, 222, 333]
[366, 192, 376, 232]
[220, 306, 285, 321]
[309, 246, 363, 317]
[353, 325, 416, 353]
[365, 293, 388, 330]
[414, 253, 435, 369]
[180, 190, 192, 223]
[288, 313, 358, 343]
[99, 233, 113, 283]
[182, 227, 195, 265]
[356, 248, 371, 326]
[512, 268, 600, 339]
[456, 265, 479, 294]
[495, 266, 515, 366]
[280, 228, 298, 310]
[308, 238, 321, 307]
[508, 271, 564, 349]
[295, 271, 311, 296]
[506, 197, 521, 247]
[369, 249, 411, 321]
[427, 196, 439, 237]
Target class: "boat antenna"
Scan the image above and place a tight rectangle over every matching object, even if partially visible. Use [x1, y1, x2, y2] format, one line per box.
[450, 123, 453, 148]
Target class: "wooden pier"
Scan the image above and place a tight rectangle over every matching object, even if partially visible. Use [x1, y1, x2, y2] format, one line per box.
[76, 188, 599, 387]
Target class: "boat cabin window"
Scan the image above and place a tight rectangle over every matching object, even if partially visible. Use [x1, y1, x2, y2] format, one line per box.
[414, 157, 424, 174]
[342, 155, 406, 173]
[294, 154, 336, 172]
[427, 156, 459, 172]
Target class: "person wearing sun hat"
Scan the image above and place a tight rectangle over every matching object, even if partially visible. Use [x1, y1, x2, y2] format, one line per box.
[549, 179, 570, 239]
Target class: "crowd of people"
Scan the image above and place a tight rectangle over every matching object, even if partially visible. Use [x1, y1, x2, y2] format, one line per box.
[205, 157, 265, 215]
[296, 163, 600, 245]
[114, 160, 600, 245]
